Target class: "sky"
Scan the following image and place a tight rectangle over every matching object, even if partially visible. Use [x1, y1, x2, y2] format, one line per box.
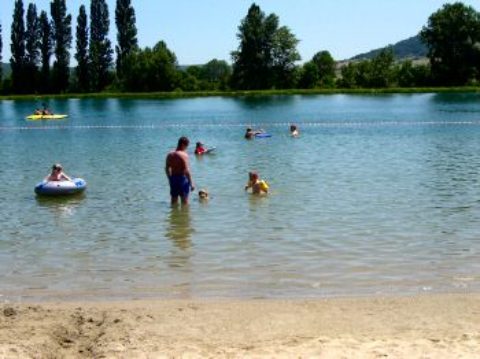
[1, 0, 479, 65]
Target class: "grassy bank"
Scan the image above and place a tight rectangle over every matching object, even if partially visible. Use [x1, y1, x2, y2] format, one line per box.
[1, 86, 480, 101]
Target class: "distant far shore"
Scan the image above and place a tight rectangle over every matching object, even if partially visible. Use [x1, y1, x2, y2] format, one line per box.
[1, 294, 479, 357]
[1, 86, 480, 101]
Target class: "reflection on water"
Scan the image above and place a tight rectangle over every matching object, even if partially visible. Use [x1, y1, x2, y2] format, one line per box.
[236, 95, 296, 110]
[35, 194, 86, 217]
[165, 206, 193, 250]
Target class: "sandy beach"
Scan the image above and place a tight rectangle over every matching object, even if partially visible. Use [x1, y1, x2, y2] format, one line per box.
[1, 294, 479, 358]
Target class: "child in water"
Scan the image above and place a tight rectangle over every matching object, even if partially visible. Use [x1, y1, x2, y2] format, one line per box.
[194, 142, 207, 155]
[245, 171, 269, 194]
[45, 163, 73, 182]
[290, 124, 299, 137]
[198, 189, 209, 201]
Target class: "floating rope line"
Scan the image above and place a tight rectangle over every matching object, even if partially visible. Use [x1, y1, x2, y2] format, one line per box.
[1, 121, 480, 131]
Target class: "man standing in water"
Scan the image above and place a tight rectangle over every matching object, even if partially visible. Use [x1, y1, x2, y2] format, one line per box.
[165, 136, 195, 205]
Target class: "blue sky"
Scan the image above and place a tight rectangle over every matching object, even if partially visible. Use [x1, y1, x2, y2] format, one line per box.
[1, 0, 479, 64]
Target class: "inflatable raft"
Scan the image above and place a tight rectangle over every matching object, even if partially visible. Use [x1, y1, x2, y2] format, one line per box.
[26, 114, 68, 120]
[35, 178, 87, 196]
[255, 133, 272, 138]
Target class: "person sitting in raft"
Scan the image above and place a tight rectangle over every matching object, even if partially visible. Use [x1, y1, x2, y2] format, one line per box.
[194, 142, 207, 155]
[290, 124, 299, 137]
[34, 108, 42, 115]
[245, 171, 269, 194]
[244, 127, 264, 139]
[45, 164, 73, 182]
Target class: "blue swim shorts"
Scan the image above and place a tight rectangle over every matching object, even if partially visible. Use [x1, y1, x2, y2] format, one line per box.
[169, 175, 190, 198]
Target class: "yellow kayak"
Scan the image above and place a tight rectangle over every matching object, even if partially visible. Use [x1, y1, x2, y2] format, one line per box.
[26, 114, 68, 120]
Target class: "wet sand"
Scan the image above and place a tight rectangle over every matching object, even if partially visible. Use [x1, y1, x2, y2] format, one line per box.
[1, 294, 480, 358]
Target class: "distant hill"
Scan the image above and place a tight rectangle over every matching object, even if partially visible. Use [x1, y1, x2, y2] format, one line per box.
[349, 34, 427, 61]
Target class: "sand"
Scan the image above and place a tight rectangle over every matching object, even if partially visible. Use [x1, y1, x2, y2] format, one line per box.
[1, 294, 480, 358]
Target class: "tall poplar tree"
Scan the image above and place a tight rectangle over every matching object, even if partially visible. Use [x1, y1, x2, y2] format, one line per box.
[0, 23, 3, 86]
[90, 0, 113, 91]
[38, 10, 52, 93]
[50, 0, 72, 93]
[115, 0, 138, 79]
[231, 3, 299, 90]
[75, 5, 89, 92]
[25, 3, 39, 93]
[10, 0, 26, 93]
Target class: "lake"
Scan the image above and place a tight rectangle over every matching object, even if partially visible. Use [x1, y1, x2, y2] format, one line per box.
[1, 93, 480, 300]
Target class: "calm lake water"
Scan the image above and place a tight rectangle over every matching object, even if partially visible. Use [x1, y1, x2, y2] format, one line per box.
[1, 93, 480, 301]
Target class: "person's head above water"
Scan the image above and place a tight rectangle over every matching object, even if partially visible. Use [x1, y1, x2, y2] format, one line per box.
[176, 136, 190, 150]
[196, 142, 203, 148]
[198, 189, 209, 199]
[52, 163, 63, 172]
[290, 124, 297, 131]
[249, 171, 259, 182]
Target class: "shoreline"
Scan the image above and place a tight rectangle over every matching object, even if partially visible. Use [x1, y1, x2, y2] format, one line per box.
[2, 293, 479, 357]
[1, 86, 480, 101]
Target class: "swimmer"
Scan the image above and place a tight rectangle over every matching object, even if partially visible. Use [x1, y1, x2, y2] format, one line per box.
[244, 127, 264, 139]
[198, 189, 209, 201]
[290, 124, 299, 137]
[194, 142, 207, 155]
[244, 171, 269, 194]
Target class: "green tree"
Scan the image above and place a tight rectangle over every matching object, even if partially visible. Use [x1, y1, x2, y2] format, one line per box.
[51, 0, 72, 93]
[338, 62, 360, 88]
[0, 23, 3, 86]
[25, 3, 39, 93]
[202, 59, 231, 90]
[115, 0, 138, 79]
[421, 2, 480, 85]
[396, 60, 415, 87]
[75, 5, 89, 92]
[121, 41, 177, 92]
[38, 10, 52, 93]
[90, 0, 113, 91]
[183, 60, 232, 91]
[10, 0, 26, 93]
[232, 4, 300, 90]
[368, 48, 394, 87]
[231, 4, 268, 89]
[272, 26, 300, 88]
[298, 61, 319, 88]
[312, 50, 335, 87]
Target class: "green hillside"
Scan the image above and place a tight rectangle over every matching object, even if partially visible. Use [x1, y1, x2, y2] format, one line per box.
[349, 34, 427, 61]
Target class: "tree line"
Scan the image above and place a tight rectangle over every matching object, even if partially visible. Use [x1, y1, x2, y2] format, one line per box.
[0, 1, 479, 95]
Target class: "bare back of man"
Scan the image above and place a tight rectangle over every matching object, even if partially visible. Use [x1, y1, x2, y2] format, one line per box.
[165, 137, 194, 205]
[166, 151, 189, 175]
